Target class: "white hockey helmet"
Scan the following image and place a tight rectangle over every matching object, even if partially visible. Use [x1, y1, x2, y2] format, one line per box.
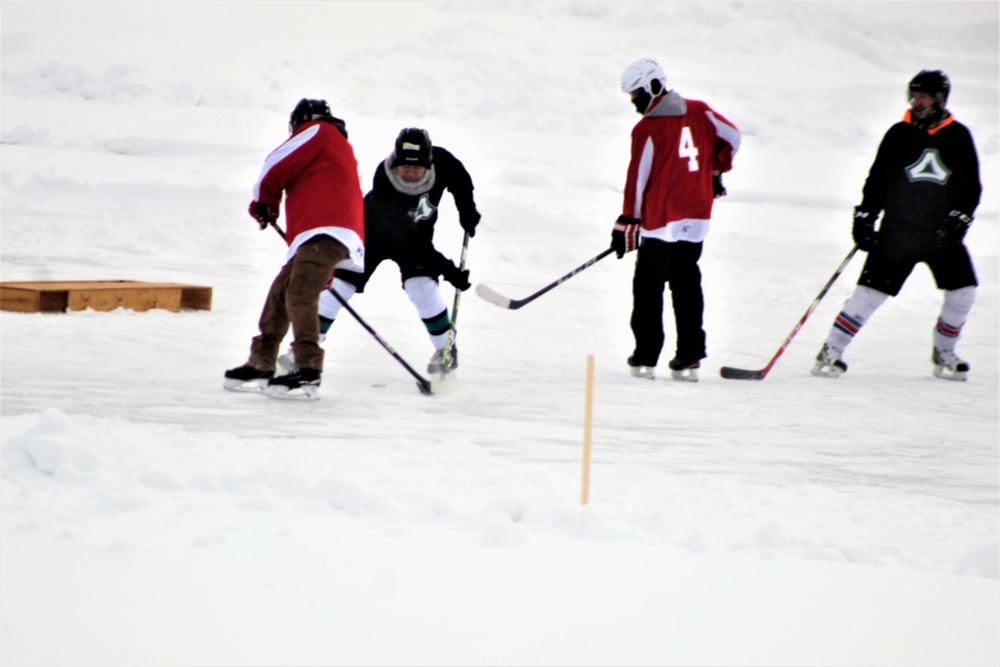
[621, 58, 666, 96]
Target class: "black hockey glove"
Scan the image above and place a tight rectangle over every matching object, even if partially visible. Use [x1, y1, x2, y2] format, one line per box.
[249, 200, 280, 230]
[851, 207, 879, 252]
[934, 210, 973, 248]
[712, 174, 727, 199]
[442, 263, 471, 291]
[460, 209, 481, 238]
[611, 215, 641, 259]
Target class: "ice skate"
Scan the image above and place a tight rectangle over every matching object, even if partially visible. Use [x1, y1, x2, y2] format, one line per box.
[628, 355, 655, 380]
[223, 364, 274, 392]
[932, 347, 969, 382]
[811, 344, 847, 378]
[264, 368, 321, 400]
[668, 356, 700, 382]
[428, 346, 458, 374]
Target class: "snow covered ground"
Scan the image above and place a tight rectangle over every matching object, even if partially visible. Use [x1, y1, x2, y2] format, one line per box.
[2, 2, 998, 665]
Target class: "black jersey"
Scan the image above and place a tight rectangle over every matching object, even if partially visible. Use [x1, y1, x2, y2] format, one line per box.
[370, 145, 478, 242]
[859, 112, 981, 251]
[335, 146, 478, 291]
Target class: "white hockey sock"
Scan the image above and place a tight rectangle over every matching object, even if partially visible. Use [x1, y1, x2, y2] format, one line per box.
[824, 285, 888, 352]
[318, 278, 357, 322]
[933, 286, 975, 350]
[404, 277, 451, 350]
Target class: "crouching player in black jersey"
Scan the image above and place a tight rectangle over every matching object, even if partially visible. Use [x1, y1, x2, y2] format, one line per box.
[813, 70, 982, 381]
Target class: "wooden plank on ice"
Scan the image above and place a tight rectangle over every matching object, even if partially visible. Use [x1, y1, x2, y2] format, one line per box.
[0, 280, 212, 313]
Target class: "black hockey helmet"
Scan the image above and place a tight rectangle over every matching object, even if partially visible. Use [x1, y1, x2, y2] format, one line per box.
[288, 98, 347, 137]
[391, 128, 433, 168]
[908, 70, 950, 106]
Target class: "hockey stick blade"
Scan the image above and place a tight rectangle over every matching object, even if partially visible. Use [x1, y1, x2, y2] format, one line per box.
[475, 283, 514, 309]
[719, 366, 766, 381]
[719, 246, 858, 382]
[327, 286, 437, 396]
[475, 248, 614, 310]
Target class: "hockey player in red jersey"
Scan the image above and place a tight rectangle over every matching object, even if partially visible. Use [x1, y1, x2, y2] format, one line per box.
[224, 99, 365, 399]
[612, 58, 741, 381]
[812, 70, 982, 381]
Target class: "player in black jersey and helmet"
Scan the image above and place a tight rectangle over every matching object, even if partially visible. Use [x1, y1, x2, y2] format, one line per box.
[813, 70, 982, 381]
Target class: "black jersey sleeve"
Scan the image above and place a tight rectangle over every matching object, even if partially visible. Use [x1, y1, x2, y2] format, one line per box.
[946, 123, 982, 216]
[434, 147, 479, 218]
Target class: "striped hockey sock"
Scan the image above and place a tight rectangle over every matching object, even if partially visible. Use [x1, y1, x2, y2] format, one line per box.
[823, 285, 888, 353]
[404, 276, 451, 349]
[423, 309, 452, 349]
[935, 317, 963, 342]
[933, 286, 975, 351]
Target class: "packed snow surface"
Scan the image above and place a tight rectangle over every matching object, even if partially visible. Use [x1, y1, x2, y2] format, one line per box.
[2, 2, 998, 665]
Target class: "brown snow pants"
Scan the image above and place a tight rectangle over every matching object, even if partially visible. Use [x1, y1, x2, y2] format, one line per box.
[248, 235, 349, 372]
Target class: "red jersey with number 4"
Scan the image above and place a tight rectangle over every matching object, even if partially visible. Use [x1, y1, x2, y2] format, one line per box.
[622, 91, 740, 243]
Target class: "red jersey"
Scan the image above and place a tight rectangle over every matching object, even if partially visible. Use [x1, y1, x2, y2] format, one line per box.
[622, 92, 740, 243]
[253, 120, 366, 271]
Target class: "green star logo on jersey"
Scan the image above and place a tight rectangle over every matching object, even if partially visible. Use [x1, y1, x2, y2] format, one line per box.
[906, 149, 951, 185]
[409, 194, 437, 223]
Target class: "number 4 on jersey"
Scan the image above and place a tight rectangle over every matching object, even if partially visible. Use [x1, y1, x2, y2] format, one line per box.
[679, 126, 699, 172]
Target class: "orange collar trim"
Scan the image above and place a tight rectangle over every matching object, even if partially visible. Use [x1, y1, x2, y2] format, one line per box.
[902, 109, 955, 135]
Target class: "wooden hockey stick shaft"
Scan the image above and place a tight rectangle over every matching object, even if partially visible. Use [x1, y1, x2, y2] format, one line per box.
[719, 245, 859, 380]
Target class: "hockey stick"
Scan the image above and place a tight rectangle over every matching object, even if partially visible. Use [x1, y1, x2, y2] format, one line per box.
[269, 222, 436, 395]
[476, 247, 614, 310]
[720, 245, 859, 380]
[326, 287, 436, 395]
[439, 231, 470, 375]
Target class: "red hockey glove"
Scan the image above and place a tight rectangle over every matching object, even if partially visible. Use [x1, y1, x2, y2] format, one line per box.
[611, 215, 641, 259]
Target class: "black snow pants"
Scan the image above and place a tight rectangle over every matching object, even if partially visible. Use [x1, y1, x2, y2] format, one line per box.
[629, 238, 706, 367]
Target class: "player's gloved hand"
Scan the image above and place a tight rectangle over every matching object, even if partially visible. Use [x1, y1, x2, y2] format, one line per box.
[611, 215, 641, 259]
[934, 210, 973, 248]
[460, 209, 481, 238]
[249, 201, 280, 230]
[852, 207, 879, 252]
[712, 174, 727, 198]
[442, 263, 471, 291]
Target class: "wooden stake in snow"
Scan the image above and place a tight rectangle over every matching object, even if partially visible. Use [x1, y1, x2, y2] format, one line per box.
[581, 354, 594, 505]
